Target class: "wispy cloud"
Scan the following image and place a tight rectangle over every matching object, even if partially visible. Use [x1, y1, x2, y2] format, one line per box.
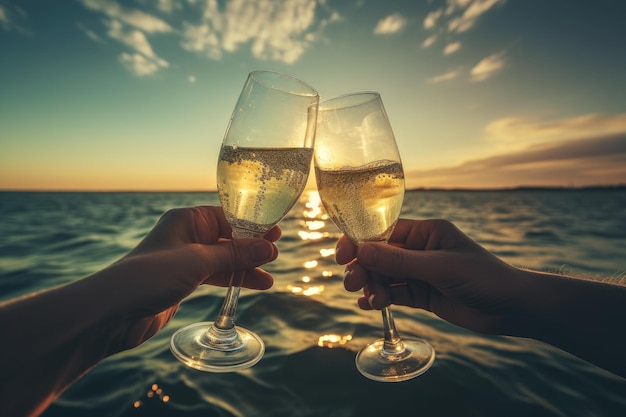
[422, 34, 437, 48]
[470, 50, 505, 81]
[443, 41, 462, 55]
[423, 9, 443, 30]
[80, 0, 171, 33]
[406, 133, 626, 188]
[374, 13, 408, 35]
[79, 0, 170, 76]
[119, 52, 167, 76]
[428, 49, 504, 83]
[78, 0, 333, 74]
[428, 68, 463, 83]
[407, 112, 626, 188]
[181, 0, 322, 64]
[422, 0, 507, 81]
[448, 0, 506, 33]
[0, 5, 11, 30]
[485, 113, 626, 148]
[0, 4, 30, 34]
[77, 22, 103, 43]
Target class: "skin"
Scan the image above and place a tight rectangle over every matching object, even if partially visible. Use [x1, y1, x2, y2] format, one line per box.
[0, 206, 280, 417]
[336, 218, 626, 379]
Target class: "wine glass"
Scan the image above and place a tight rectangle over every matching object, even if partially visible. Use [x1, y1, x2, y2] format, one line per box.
[170, 70, 319, 372]
[314, 92, 435, 382]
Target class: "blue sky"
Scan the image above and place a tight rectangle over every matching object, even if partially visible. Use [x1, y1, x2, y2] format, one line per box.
[1, 0, 625, 190]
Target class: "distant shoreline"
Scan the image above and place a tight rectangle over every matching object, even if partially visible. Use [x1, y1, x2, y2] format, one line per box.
[1, 185, 625, 193]
[406, 184, 626, 192]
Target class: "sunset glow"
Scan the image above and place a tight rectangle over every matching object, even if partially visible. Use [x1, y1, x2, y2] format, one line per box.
[1, 1, 624, 190]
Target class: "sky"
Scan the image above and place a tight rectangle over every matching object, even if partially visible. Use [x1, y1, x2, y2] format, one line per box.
[1, 0, 625, 191]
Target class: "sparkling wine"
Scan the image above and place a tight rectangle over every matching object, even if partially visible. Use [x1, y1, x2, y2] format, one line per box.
[218, 145, 313, 235]
[315, 160, 405, 244]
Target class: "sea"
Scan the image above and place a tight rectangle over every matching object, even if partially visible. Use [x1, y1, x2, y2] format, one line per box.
[1, 189, 625, 417]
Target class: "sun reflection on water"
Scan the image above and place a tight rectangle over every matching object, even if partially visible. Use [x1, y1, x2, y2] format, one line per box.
[133, 383, 170, 409]
[317, 334, 353, 348]
[287, 191, 353, 350]
[284, 190, 338, 298]
[288, 284, 325, 296]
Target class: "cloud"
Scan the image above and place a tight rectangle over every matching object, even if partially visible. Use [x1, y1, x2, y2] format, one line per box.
[470, 50, 505, 81]
[119, 52, 167, 76]
[406, 133, 626, 189]
[423, 9, 443, 30]
[421, 1, 507, 81]
[448, 0, 505, 33]
[443, 41, 461, 55]
[79, 0, 171, 33]
[105, 19, 155, 58]
[485, 113, 626, 148]
[78, 0, 337, 72]
[428, 68, 463, 83]
[0, 4, 30, 34]
[422, 34, 437, 48]
[374, 13, 408, 35]
[0, 5, 10, 30]
[156, 0, 178, 14]
[77, 22, 103, 43]
[80, 0, 170, 76]
[181, 0, 320, 64]
[408, 112, 626, 188]
[103, 18, 168, 76]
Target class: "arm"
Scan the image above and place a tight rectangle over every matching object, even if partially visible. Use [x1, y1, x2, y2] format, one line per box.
[337, 218, 626, 378]
[0, 206, 280, 417]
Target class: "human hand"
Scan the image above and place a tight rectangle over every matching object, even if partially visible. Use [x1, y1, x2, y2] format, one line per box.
[94, 206, 280, 353]
[335, 219, 527, 335]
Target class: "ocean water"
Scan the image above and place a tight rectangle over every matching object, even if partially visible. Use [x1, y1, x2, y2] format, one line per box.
[1, 189, 625, 416]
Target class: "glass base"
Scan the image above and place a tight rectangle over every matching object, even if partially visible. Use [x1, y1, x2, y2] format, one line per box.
[170, 321, 264, 372]
[355, 337, 435, 382]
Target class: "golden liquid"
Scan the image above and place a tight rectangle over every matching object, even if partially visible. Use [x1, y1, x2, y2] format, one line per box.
[315, 160, 405, 243]
[217, 146, 313, 236]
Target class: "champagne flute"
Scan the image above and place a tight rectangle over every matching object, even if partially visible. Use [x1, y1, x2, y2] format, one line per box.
[171, 70, 319, 372]
[314, 92, 435, 382]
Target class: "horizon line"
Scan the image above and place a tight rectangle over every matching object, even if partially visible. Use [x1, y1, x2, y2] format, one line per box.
[1, 184, 625, 193]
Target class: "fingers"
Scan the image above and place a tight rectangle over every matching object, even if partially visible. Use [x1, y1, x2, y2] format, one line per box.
[343, 261, 367, 292]
[158, 206, 282, 245]
[207, 268, 274, 290]
[199, 237, 278, 289]
[263, 225, 282, 243]
[355, 241, 451, 287]
[335, 235, 357, 265]
[211, 238, 278, 272]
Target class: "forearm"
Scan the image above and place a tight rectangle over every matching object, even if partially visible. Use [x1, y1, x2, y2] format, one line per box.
[0, 275, 119, 417]
[511, 269, 626, 378]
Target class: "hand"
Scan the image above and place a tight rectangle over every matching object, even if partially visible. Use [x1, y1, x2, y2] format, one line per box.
[0, 206, 281, 417]
[95, 206, 280, 353]
[335, 218, 526, 335]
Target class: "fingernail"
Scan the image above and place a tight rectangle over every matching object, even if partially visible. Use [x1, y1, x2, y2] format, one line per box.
[343, 267, 352, 280]
[368, 293, 376, 309]
[359, 244, 377, 266]
[251, 241, 272, 261]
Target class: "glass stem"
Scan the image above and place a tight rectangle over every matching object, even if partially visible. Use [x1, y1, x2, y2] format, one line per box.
[214, 276, 243, 330]
[202, 270, 246, 350]
[381, 306, 407, 358]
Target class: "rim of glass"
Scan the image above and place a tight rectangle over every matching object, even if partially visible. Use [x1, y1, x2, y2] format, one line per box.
[320, 91, 380, 111]
[249, 70, 319, 97]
